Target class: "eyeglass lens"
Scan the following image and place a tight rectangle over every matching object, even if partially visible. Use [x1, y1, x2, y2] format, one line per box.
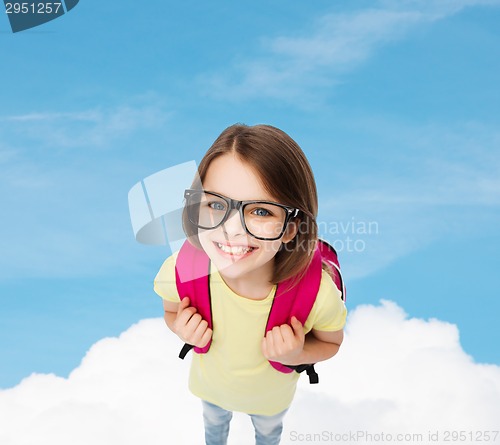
[186, 191, 288, 239]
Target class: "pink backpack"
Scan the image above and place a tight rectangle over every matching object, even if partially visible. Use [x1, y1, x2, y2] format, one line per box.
[175, 239, 345, 384]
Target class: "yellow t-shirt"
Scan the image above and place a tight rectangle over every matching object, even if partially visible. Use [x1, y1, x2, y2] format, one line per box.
[154, 252, 347, 416]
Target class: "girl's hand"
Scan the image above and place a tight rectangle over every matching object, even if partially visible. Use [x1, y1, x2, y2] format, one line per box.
[172, 297, 213, 348]
[261, 316, 305, 365]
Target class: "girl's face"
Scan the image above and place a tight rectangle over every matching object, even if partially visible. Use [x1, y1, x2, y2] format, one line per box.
[197, 152, 296, 291]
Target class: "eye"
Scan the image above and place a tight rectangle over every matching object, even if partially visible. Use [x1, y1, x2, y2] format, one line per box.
[253, 207, 271, 217]
[208, 201, 226, 211]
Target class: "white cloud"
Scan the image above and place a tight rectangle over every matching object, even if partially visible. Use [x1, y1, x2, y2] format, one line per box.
[203, 0, 500, 103]
[1, 301, 498, 444]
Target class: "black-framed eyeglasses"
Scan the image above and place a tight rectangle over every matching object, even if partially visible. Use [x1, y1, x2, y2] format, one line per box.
[184, 189, 300, 241]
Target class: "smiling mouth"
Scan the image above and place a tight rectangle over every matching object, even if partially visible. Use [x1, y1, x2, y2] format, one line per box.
[214, 242, 256, 256]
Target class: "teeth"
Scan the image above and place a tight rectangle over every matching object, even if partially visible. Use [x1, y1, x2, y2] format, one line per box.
[216, 242, 253, 255]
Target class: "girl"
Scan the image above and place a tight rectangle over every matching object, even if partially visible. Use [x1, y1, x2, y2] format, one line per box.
[154, 124, 347, 445]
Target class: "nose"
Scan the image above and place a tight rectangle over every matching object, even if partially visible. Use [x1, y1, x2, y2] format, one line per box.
[221, 209, 246, 237]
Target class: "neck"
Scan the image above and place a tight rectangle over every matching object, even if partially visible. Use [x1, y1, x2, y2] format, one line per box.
[213, 253, 276, 300]
[221, 275, 275, 300]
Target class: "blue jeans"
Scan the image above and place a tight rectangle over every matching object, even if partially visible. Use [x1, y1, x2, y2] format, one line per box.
[202, 400, 288, 445]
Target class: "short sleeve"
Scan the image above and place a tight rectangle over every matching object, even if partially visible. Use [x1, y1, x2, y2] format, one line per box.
[153, 252, 181, 303]
[305, 269, 347, 332]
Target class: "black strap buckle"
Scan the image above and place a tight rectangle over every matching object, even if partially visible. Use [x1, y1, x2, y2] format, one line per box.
[287, 363, 319, 384]
[179, 343, 194, 359]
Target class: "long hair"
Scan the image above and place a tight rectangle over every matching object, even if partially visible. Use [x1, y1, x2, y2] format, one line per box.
[183, 124, 319, 284]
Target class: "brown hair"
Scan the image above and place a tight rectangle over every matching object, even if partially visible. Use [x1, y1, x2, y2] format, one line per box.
[183, 123, 319, 285]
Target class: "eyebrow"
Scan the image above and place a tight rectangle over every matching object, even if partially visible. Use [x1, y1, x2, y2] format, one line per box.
[203, 189, 281, 204]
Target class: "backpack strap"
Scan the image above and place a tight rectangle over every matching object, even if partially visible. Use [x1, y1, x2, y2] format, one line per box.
[264, 240, 345, 384]
[289, 363, 319, 384]
[175, 240, 212, 357]
[318, 239, 345, 302]
[265, 244, 323, 382]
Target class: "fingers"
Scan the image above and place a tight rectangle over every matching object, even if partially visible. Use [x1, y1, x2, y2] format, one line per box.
[261, 319, 305, 363]
[174, 304, 198, 331]
[290, 316, 305, 341]
[173, 297, 212, 347]
[199, 326, 213, 348]
[262, 327, 283, 358]
[177, 296, 190, 316]
[290, 316, 301, 329]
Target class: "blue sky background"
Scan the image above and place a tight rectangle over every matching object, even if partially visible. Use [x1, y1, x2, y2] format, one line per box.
[1, 0, 499, 389]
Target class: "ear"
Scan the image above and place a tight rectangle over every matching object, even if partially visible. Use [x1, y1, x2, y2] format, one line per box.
[282, 220, 298, 244]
